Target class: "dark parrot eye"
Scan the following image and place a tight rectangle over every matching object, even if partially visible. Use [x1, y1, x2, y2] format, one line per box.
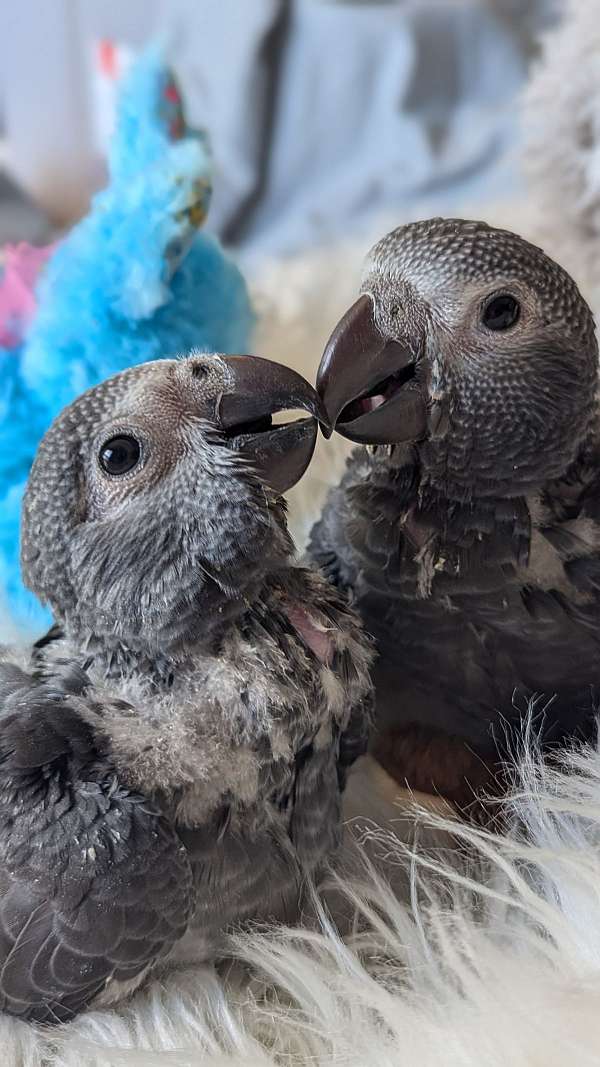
[482, 293, 521, 331]
[99, 435, 141, 476]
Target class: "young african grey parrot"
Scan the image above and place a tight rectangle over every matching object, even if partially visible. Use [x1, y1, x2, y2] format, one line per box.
[309, 217, 600, 808]
[0, 353, 372, 1024]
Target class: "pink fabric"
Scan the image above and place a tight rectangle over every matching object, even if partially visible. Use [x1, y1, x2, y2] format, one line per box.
[0, 242, 55, 348]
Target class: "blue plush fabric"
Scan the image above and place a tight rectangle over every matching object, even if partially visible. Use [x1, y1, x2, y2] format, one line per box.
[0, 46, 254, 634]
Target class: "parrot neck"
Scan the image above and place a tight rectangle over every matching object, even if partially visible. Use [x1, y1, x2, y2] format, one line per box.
[412, 486, 531, 598]
[416, 394, 597, 499]
[57, 559, 322, 682]
[60, 591, 253, 671]
[356, 448, 532, 596]
[54, 514, 298, 669]
[357, 441, 594, 598]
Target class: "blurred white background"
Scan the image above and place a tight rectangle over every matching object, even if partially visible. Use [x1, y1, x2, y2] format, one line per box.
[0, 0, 556, 256]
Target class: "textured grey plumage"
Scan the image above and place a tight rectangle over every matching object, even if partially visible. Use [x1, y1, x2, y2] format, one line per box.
[0, 354, 372, 1024]
[310, 218, 600, 804]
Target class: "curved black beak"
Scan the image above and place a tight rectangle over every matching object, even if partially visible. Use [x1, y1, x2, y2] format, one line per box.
[216, 355, 324, 494]
[316, 294, 427, 445]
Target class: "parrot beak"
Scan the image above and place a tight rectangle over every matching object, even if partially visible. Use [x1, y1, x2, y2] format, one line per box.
[316, 294, 427, 445]
[216, 355, 327, 494]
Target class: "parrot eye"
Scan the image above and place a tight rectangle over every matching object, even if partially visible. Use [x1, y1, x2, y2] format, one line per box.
[482, 293, 520, 331]
[99, 435, 141, 476]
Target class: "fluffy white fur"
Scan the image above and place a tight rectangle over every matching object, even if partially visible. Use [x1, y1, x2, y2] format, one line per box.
[521, 0, 600, 307]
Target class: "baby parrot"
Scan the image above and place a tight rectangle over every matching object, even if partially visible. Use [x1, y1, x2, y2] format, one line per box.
[311, 217, 600, 808]
[0, 354, 372, 1023]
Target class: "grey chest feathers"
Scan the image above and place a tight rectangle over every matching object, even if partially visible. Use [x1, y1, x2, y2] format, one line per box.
[311, 448, 600, 753]
[36, 569, 373, 929]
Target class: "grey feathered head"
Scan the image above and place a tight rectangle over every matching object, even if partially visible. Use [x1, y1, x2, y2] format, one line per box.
[22, 354, 320, 652]
[318, 218, 598, 497]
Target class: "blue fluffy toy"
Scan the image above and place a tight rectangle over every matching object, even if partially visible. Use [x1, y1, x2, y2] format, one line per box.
[0, 46, 254, 633]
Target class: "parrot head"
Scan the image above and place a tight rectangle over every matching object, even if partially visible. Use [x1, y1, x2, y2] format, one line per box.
[21, 354, 322, 652]
[317, 218, 598, 497]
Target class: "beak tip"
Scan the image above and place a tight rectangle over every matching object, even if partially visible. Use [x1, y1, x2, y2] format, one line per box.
[317, 407, 334, 438]
[313, 389, 333, 437]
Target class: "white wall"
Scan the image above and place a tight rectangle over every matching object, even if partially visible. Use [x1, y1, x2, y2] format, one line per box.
[0, 0, 160, 223]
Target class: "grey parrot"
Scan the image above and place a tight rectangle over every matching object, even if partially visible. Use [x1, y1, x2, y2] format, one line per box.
[310, 217, 600, 807]
[0, 353, 373, 1024]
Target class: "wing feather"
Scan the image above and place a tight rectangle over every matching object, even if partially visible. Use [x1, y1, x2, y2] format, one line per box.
[0, 670, 193, 1024]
